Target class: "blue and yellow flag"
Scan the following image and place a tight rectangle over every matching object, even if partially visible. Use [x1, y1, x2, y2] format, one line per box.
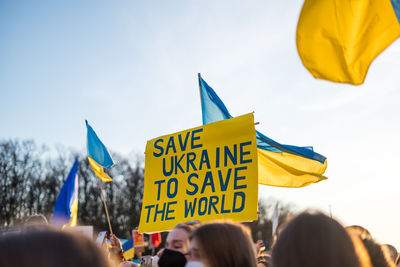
[86, 120, 114, 182]
[122, 238, 135, 260]
[199, 75, 327, 187]
[52, 157, 79, 227]
[106, 238, 134, 259]
[297, 0, 400, 85]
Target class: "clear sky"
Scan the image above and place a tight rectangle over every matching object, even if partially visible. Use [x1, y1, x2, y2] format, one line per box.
[1, 0, 400, 248]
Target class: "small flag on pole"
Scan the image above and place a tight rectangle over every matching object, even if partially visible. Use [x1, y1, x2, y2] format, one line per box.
[52, 157, 79, 227]
[86, 120, 114, 182]
[122, 238, 135, 260]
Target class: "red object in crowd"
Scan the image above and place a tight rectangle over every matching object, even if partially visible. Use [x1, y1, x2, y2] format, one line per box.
[151, 232, 161, 248]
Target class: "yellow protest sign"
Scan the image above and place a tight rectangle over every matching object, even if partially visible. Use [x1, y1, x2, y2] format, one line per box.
[138, 113, 258, 233]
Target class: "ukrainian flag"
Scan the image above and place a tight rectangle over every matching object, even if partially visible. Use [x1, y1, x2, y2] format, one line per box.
[122, 238, 135, 260]
[52, 157, 79, 227]
[86, 120, 114, 182]
[297, 0, 400, 85]
[199, 75, 327, 187]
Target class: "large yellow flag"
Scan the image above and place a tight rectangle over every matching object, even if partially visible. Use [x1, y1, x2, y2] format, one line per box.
[297, 0, 400, 85]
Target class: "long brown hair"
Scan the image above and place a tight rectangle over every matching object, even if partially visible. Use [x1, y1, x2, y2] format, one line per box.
[272, 212, 369, 267]
[190, 221, 257, 267]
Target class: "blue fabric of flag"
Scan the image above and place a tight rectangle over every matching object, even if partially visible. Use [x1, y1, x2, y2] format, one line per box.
[122, 238, 135, 260]
[122, 238, 134, 251]
[200, 78, 231, 125]
[199, 76, 326, 164]
[86, 120, 114, 168]
[52, 157, 79, 226]
[391, 0, 400, 22]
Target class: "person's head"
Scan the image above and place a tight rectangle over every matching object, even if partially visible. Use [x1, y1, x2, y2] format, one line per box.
[165, 223, 194, 254]
[158, 223, 196, 267]
[382, 244, 398, 263]
[257, 253, 272, 267]
[346, 225, 372, 240]
[0, 229, 111, 267]
[272, 211, 369, 267]
[134, 246, 144, 259]
[188, 221, 257, 267]
[119, 261, 138, 267]
[24, 214, 48, 225]
[361, 239, 397, 267]
[23, 214, 49, 231]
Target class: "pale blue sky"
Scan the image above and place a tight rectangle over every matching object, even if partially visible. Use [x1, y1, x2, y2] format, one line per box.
[1, 0, 400, 247]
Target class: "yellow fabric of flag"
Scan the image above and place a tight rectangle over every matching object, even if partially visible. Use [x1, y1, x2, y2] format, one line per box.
[64, 198, 78, 227]
[199, 75, 328, 188]
[297, 0, 400, 85]
[123, 248, 135, 260]
[122, 237, 135, 260]
[257, 149, 327, 188]
[52, 158, 79, 228]
[88, 156, 113, 182]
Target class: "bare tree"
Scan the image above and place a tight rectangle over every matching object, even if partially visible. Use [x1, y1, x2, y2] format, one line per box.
[0, 140, 46, 227]
[0, 139, 145, 238]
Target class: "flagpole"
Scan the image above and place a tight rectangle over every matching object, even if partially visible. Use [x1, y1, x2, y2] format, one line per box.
[97, 178, 113, 235]
[198, 73, 203, 109]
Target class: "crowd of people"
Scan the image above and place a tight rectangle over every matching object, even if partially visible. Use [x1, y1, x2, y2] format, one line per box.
[0, 211, 399, 267]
